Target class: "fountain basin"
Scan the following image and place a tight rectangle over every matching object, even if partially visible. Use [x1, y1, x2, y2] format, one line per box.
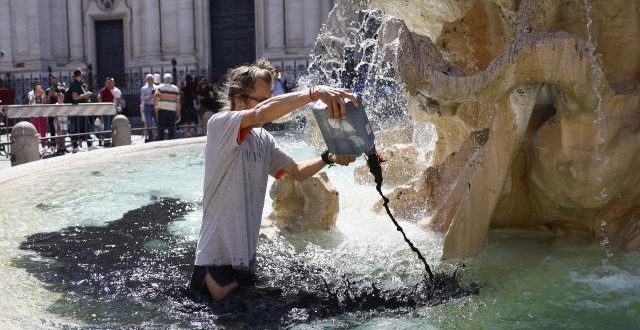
[0, 135, 638, 328]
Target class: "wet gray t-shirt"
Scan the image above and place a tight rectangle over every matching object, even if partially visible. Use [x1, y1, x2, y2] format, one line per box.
[195, 111, 294, 270]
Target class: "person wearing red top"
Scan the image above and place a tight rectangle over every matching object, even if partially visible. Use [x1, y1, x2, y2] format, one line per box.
[97, 77, 118, 146]
[28, 81, 48, 148]
[98, 79, 115, 103]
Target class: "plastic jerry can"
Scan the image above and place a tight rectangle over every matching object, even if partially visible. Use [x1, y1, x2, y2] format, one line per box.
[311, 95, 375, 156]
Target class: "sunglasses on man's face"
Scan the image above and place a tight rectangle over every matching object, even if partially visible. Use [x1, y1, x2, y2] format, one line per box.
[243, 95, 268, 103]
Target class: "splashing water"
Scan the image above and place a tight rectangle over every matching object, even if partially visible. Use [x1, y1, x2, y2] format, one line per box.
[599, 220, 614, 259]
[4, 141, 640, 328]
[17, 198, 478, 328]
[297, 2, 479, 302]
[364, 147, 480, 302]
[583, 0, 608, 170]
[366, 149, 434, 279]
[300, 7, 410, 133]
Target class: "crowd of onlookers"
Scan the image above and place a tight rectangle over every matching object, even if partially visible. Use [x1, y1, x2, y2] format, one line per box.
[9, 69, 127, 155]
[0, 66, 298, 158]
[140, 72, 222, 142]
[2, 69, 229, 157]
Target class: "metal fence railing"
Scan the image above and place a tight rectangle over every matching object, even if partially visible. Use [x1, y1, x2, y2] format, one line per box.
[0, 103, 205, 153]
[266, 56, 311, 91]
[0, 122, 204, 161]
[0, 65, 208, 118]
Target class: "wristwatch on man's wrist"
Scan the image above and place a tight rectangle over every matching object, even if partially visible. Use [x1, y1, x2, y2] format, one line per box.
[321, 150, 334, 165]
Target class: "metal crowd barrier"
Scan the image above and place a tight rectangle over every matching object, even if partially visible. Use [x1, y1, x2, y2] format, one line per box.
[2, 103, 118, 163]
[5, 103, 117, 118]
[0, 105, 202, 163]
[4, 103, 117, 146]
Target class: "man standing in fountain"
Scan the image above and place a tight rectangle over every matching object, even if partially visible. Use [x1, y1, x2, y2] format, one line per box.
[190, 59, 358, 301]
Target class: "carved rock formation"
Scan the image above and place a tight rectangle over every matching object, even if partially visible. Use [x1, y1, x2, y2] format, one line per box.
[267, 172, 339, 233]
[366, 0, 640, 257]
[354, 143, 429, 187]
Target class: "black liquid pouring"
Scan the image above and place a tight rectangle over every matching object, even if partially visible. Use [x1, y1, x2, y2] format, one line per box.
[312, 96, 434, 280]
[365, 148, 434, 280]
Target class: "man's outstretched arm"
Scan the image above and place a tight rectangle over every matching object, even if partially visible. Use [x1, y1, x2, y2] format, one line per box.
[282, 153, 356, 181]
[240, 86, 358, 129]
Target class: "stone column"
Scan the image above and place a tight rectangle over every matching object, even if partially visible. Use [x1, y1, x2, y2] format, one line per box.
[160, 0, 179, 56]
[11, 122, 40, 166]
[178, 0, 195, 61]
[143, 0, 161, 62]
[49, 0, 69, 62]
[67, 0, 84, 62]
[303, 1, 322, 48]
[21, 0, 45, 65]
[11, 0, 29, 60]
[112, 115, 131, 146]
[265, 0, 285, 54]
[320, 0, 331, 16]
[193, 0, 209, 74]
[130, 1, 142, 60]
[0, 0, 14, 65]
[36, 0, 52, 62]
[284, 0, 304, 50]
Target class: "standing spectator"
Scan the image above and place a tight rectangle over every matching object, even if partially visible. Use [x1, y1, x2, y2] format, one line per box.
[46, 75, 64, 148]
[154, 73, 181, 140]
[153, 73, 161, 88]
[97, 78, 113, 141]
[271, 67, 288, 96]
[111, 78, 123, 113]
[193, 76, 203, 132]
[97, 77, 121, 146]
[180, 74, 198, 137]
[197, 77, 216, 134]
[69, 69, 94, 153]
[53, 92, 68, 155]
[28, 81, 48, 148]
[140, 74, 157, 142]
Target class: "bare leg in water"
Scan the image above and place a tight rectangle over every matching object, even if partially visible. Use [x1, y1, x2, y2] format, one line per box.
[204, 273, 239, 301]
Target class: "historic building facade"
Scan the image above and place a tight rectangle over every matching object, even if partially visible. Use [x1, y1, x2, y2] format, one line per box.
[0, 0, 333, 99]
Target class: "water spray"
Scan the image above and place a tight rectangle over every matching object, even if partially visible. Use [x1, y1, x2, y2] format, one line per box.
[365, 147, 434, 280]
[312, 96, 435, 281]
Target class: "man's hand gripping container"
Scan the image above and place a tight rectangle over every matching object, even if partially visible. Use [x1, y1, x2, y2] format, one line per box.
[311, 95, 375, 156]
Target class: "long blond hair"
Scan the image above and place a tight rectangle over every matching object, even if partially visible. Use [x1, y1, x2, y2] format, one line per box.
[217, 58, 276, 111]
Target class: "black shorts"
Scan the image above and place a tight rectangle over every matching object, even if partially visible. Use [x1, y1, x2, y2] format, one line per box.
[189, 265, 255, 299]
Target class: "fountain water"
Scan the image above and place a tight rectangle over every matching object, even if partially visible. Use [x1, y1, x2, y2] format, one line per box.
[0, 139, 479, 328]
[582, 0, 613, 256]
[303, 7, 411, 135]
[1, 0, 640, 328]
[1, 132, 639, 328]
[361, 0, 640, 257]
